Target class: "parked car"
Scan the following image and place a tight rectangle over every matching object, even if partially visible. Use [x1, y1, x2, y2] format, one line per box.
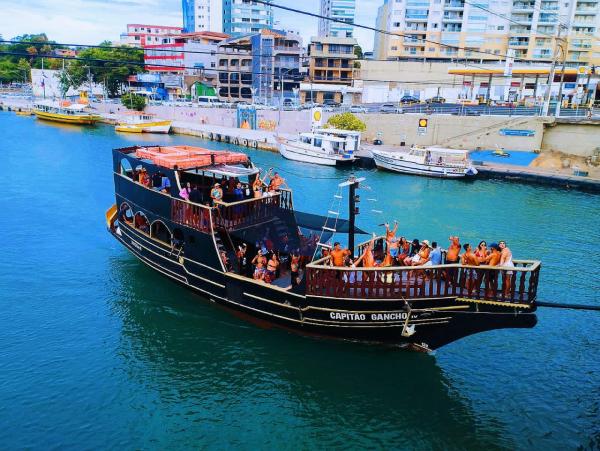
[426, 96, 446, 104]
[349, 105, 367, 113]
[400, 95, 420, 104]
[379, 103, 402, 114]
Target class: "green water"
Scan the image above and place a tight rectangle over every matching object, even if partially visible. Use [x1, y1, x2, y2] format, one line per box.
[0, 113, 599, 449]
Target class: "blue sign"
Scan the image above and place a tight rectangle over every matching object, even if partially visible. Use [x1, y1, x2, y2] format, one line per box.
[499, 129, 535, 137]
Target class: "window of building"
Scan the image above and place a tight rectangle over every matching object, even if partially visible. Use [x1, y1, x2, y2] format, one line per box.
[219, 87, 229, 97]
[498, 25, 504, 30]
[391, 46, 398, 50]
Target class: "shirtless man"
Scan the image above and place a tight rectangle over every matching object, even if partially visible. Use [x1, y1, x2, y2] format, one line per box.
[445, 235, 461, 284]
[353, 235, 376, 268]
[499, 240, 514, 298]
[484, 243, 502, 297]
[268, 171, 287, 192]
[252, 250, 267, 280]
[461, 243, 479, 295]
[329, 242, 350, 267]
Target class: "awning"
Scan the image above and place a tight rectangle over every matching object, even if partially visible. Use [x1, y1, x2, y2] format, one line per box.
[186, 164, 259, 178]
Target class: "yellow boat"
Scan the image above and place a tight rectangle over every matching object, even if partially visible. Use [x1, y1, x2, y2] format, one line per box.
[115, 112, 171, 134]
[15, 110, 33, 116]
[33, 101, 100, 125]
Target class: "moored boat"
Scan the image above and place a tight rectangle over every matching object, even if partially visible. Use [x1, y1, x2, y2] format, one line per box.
[115, 112, 171, 134]
[33, 100, 100, 125]
[106, 145, 540, 351]
[372, 145, 478, 178]
[278, 128, 360, 166]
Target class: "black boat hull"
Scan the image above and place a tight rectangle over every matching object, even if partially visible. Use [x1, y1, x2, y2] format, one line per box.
[110, 222, 537, 351]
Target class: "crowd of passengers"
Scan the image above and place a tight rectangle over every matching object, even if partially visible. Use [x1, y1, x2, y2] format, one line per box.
[323, 221, 516, 298]
[131, 165, 288, 206]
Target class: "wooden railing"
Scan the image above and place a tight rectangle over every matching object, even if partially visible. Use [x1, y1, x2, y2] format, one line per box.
[171, 198, 213, 233]
[213, 189, 294, 230]
[305, 257, 541, 305]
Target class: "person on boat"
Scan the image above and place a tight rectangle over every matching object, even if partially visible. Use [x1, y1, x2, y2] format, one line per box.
[409, 240, 431, 266]
[397, 237, 410, 265]
[251, 171, 266, 198]
[233, 182, 245, 202]
[430, 241, 442, 266]
[484, 243, 502, 297]
[220, 251, 232, 272]
[461, 243, 479, 295]
[385, 221, 399, 259]
[252, 250, 267, 280]
[403, 239, 421, 265]
[499, 240, 514, 298]
[475, 240, 489, 263]
[152, 172, 162, 190]
[268, 171, 287, 192]
[265, 253, 279, 283]
[329, 242, 351, 267]
[445, 235, 461, 284]
[159, 174, 171, 193]
[290, 252, 300, 288]
[188, 184, 202, 204]
[353, 235, 377, 268]
[210, 183, 223, 205]
[138, 167, 149, 186]
[179, 182, 192, 200]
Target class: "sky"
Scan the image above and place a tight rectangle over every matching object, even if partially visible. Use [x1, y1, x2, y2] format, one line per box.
[0, 0, 379, 51]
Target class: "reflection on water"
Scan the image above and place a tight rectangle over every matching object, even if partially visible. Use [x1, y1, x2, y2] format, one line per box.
[107, 255, 510, 449]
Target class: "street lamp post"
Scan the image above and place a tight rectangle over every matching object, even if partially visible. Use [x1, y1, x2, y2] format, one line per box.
[278, 68, 293, 126]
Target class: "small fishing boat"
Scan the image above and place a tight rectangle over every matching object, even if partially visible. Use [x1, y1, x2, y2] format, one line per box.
[115, 112, 171, 134]
[278, 128, 360, 166]
[106, 145, 541, 351]
[33, 100, 100, 125]
[372, 145, 478, 178]
[15, 109, 33, 116]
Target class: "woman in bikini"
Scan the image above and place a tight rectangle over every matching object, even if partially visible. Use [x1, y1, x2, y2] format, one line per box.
[252, 250, 267, 280]
[265, 253, 279, 283]
[252, 170, 270, 199]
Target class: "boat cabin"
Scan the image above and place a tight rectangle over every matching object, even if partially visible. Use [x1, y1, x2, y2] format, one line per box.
[34, 101, 92, 115]
[410, 146, 470, 167]
[314, 128, 361, 153]
[297, 130, 356, 158]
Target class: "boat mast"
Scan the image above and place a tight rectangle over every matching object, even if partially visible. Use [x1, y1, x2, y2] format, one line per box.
[339, 176, 364, 257]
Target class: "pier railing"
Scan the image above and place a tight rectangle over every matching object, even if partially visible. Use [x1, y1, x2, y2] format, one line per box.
[171, 198, 213, 233]
[213, 189, 294, 230]
[305, 257, 541, 305]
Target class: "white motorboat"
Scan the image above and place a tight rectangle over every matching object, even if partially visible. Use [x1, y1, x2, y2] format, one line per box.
[372, 145, 478, 178]
[278, 128, 360, 166]
[115, 112, 171, 134]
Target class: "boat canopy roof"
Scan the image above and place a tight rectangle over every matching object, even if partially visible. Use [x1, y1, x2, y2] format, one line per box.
[299, 132, 346, 143]
[120, 145, 250, 170]
[314, 128, 361, 137]
[184, 164, 259, 178]
[414, 146, 470, 155]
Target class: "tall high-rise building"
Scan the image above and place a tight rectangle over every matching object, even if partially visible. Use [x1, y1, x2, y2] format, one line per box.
[374, 0, 600, 65]
[223, 0, 274, 35]
[319, 0, 356, 38]
[182, 0, 223, 32]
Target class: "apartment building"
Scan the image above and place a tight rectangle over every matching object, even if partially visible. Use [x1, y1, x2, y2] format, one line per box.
[182, 0, 224, 33]
[143, 31, 229, 74]
[374, 0, 600, 65]
[120, 24, 183, 47]
[302, 36, 358, 103]
[223, 0, 274, 35]
[319, 0, 356, 38]
[216, 29, 302, 103]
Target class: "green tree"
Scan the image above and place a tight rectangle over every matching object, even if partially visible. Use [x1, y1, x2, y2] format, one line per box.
[354, 45, 363, 59]
[121, 92, 146, 111]
[326, 112, 366, 132]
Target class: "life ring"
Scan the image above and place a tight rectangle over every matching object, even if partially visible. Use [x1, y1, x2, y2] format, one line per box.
[252, 140, 258, 149]
[216, 134, 222, 142]
[232, 137, 239, 145]
[209, 132, 214, 140]
[241, 138, 248, 147]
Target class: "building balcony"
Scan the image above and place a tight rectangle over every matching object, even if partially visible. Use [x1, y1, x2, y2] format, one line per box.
[575, 7, 598, 13]
[512, 4, 535, 12]
[532, 50, 552, 58]
[444, 1, 465, 8]
[510, 14, 533, 23]
[570, 41, 592, 48]
[405, 15, 429, 21]
[576, 0, 598, 3]
[442, 16, 464, 22]
[508, 38, 530, 47]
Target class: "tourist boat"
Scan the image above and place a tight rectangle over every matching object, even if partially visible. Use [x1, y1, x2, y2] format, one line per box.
[33, 100, 100, 125]
[115, 112, 171, 134]
[372, 146, 478, 178]
[277, 128, 360, 166]
[105, 145, 541, 351]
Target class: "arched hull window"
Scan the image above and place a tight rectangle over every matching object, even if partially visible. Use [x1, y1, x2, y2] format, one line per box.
[151, 220, 171, 244]
[134, 212, 150, 233]
[119, 203, 133, 223]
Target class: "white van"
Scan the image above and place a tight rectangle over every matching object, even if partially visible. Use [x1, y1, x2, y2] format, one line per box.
[197, 96, 222, 107]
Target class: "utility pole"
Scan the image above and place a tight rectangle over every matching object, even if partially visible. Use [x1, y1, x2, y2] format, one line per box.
[543, 25, 566, 116]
